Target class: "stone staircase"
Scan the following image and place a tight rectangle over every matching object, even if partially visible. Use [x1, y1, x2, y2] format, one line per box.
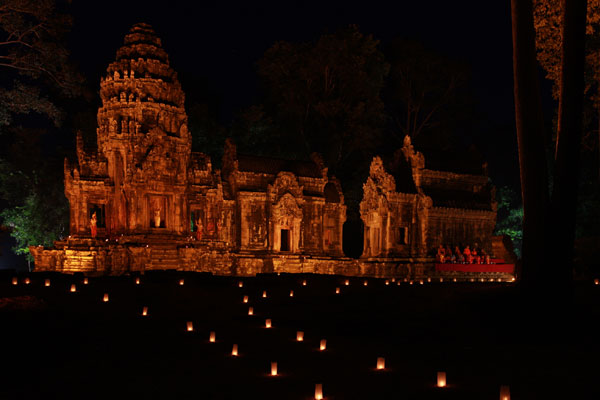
[149, 245, 180, 270]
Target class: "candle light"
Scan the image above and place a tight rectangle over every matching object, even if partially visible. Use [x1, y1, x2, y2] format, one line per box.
[135, 277, 140, 285]
[70, 284, 76, 292]
[319, 339, 326, 351]
[397, 281, 401, 286]
[453, 278, 457, 282]
[265, 319, 272, 328]
[209, 331, 216, 342]
[363, 280, 368, 286]
[335, 287, 340, 294]
[391, 277, 396, 282]
[11, 277, 17, 285]
[103, 293, 109, 302]
[594, 278, 599, 285]
[440, 278, 444, 283]
[419, 280, 424, 285]
[499, 385, 510, 400]
[270, 362, 278, 376]
[344, 279, 350, 286]
[187, 321, 194, 332]
[24, 277, 30, 285]
[231, 344, 238, 356]
[243, 295, 249, 303]
[427, 277, 431, 283]
[376, 357, 385, 370]
[44, 279, 50, 287]
[289, 290, 294, 297]
[437, 372, 447, 387]
[409, 281, 414, 285]
[83, 278, 88, 285]
[385, 280, 389, 285]
[296, 331, 304, 341]
[238, 281, 243, 288]
[302, 279, 307, 286]
[262, 290, 267, 298]
[248, 307, 254, 315]
[179, 279, 185, 286]
[142, 306, 148, 316]
[315, 384, 323, 400]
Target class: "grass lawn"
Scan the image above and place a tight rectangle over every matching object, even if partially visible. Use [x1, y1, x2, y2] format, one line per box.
[1, 271, 598, 399]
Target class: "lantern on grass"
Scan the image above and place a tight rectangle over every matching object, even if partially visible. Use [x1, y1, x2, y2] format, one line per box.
[24, 277, 30, 285]
[83, 278, 88, 285]
[440, 278, 444, 283]
[231, 344, 238, 356]
[70, 284, 77, 292]
[376, 357, 385, 370]
[397, 281, 401, 286]
[419, 280, 424, 285]
[44, 279, 51, 287]
[296, 331, 304, 341]
[499, 385, 510, 400]
[135, 277, 140, 285]
[335, 287, 340, 294]
[385, 280, 389, 285]
[594, 278, 599, 285]
[270, 362, 278, 376]
[315, 383, 323, 400]
[262, 290, 267, 298]
[243, 295, 249, 303]
[103, 293, 109, 302]
[437, 372, 447, 387]
[344, 279, 350, 286]
[409, 281, 414, 285]
[248, 307, 254, 316]
[427, 277, 431, 283]
[290, 290, 294, 297]
[187, 321, 194, 332]
[265, 319, 272, 328]
[209, 331, 216, 342]
[363, 280, 368, 286]
[391, 278, 396, 282]
[453, 278, 457, 282]
[179, 279, 185, 286]
[142, 306, 148, 316]
[302, 279, 307, 286]
[238, 281, 244, 288]
[319, 339, 326, 351]
[11, 277, 17, 285]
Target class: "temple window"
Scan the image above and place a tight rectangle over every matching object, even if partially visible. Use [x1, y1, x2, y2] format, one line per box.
[280, 229, 290, 251]
[89, 204, 106, 228]
[397, 227, 408, 244]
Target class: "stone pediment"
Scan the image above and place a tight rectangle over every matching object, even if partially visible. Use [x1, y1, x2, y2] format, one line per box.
[268, 171, 304, 202]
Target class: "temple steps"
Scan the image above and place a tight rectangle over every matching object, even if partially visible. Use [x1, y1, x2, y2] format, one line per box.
[149, 246, 180, 270]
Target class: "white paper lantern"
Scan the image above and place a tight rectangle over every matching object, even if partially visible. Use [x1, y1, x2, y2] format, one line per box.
[187, 321, 194, 332]
[296, 331, 304, 341]
[265, 319, 272, 328]
[11, 277, 18, 285]
[238, 281, 243, 288]
[179, 279, 185, 286]
[243, 295, 249, 303]
[70, 284, 77, 292]
[262, 290, 267, 298]
[103, 293, 109, 302]
[499, 385, 510, 400]
[209, 331, 216, 343]
[44, 279, 51, 287]
[315, 383, 323, 400]
[135, 277, 140, 285]
[231, 344, 238, 356]
[142, 306, 148, 316]
[437, 371, 447, 387]
[376, 357, 385, 370]
[270, 362, 278, 376]
[319, 339, 326, 351]
[83, 278, 88, 285]
[289, 290, 294, 297]
[248, 307, 254, 316]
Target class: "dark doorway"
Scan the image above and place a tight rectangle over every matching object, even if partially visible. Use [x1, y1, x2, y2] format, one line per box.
[280, 229, 290, 251]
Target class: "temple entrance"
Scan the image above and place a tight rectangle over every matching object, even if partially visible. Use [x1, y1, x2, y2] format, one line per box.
[280, 229, 290, 251]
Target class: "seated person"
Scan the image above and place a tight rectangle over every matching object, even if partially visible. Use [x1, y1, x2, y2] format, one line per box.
[436, 244, 446, 263]
[472, 248, 479, 264]
[463, 245, 472, 264]
[457, 253, 465, 263]
[454, 246, 462, 262]
[450, 253, 456, 263]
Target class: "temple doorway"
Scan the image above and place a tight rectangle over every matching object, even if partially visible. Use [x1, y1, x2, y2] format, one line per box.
[280, 229, 290, 251]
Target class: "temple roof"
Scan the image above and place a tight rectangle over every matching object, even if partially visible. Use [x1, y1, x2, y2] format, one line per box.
[236, 154, 323, 178]
[423, 186, 494, 211]
[115, 23, 169, 63]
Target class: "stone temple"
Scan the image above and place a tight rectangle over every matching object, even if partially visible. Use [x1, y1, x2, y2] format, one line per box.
[30, 23, 503, 278]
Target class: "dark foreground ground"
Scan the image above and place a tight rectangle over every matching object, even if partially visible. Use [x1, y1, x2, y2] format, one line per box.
[0, 271, 598, 400]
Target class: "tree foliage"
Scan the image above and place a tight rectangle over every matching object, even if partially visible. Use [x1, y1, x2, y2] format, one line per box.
[494, 186, 524, 258]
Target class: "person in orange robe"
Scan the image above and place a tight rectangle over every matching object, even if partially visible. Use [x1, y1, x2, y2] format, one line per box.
[463, 245, 472, 264]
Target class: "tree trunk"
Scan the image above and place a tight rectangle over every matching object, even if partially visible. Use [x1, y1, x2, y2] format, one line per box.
[550, 0, 587, 295]
[511, 0, 550, 288]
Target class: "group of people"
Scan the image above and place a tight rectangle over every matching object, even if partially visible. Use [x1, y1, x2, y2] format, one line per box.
[436, 244, 491, 264]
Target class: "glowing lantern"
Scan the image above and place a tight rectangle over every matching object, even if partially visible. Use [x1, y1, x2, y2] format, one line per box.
[409, 281, 414, 285]
[419, 280, 424, 285]
[302, 279, 307, 286]
[335, 287, 340, 294]
[319, 339, 326, 351]
[289, 290, 294, 297]
[376, 357, 385, 370]
[385, 280, 390, 285]
[248, 307, 254, 316]
[262, 291, 267, 298]
[265, 319, 272, 328]
[231, 344, 238, 356]
[44, 279, 51, 287]
[403, 278, 408, 283]
[243, 295, 249, 303]
[397, 281, 401, 286]
[70, 284, 76, 292]
[179, 279, 185, 286]
[296, 331, 304, 341]
[499, 385, 510, 400]
[363, 280, 368, 286]
[437, 372, 447, 387]
[135, 277, 140, 285]
[209, 331, 216, 343]
[11, 277, 17, 285]
[453, 278, 457, 282]
[187, 321, 194, 332]
[510, 277, 516, 282]
[270, 362, 278, 376]
[238, 281, 243, 288]
[470, 278, 475, 282]
[594, 278, 599, 285]
[103, 293, 109, 302]
[391, 278, 396, 282]
[315, 383, 323, 400]
[83, 278, 88, 285]
[24, 277, 30, 285]
[427, 277, 431, 283]
[344, 279, 350, 286]
[440, 278, 444, 283]
[142, 306, 148, 316]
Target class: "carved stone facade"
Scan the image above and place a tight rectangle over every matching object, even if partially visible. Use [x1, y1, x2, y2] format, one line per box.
[30, 24, 347, 276]
[360, 136, 497, 260]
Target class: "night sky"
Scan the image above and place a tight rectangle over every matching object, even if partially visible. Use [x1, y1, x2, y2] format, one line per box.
[67, 0, 552, 190]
